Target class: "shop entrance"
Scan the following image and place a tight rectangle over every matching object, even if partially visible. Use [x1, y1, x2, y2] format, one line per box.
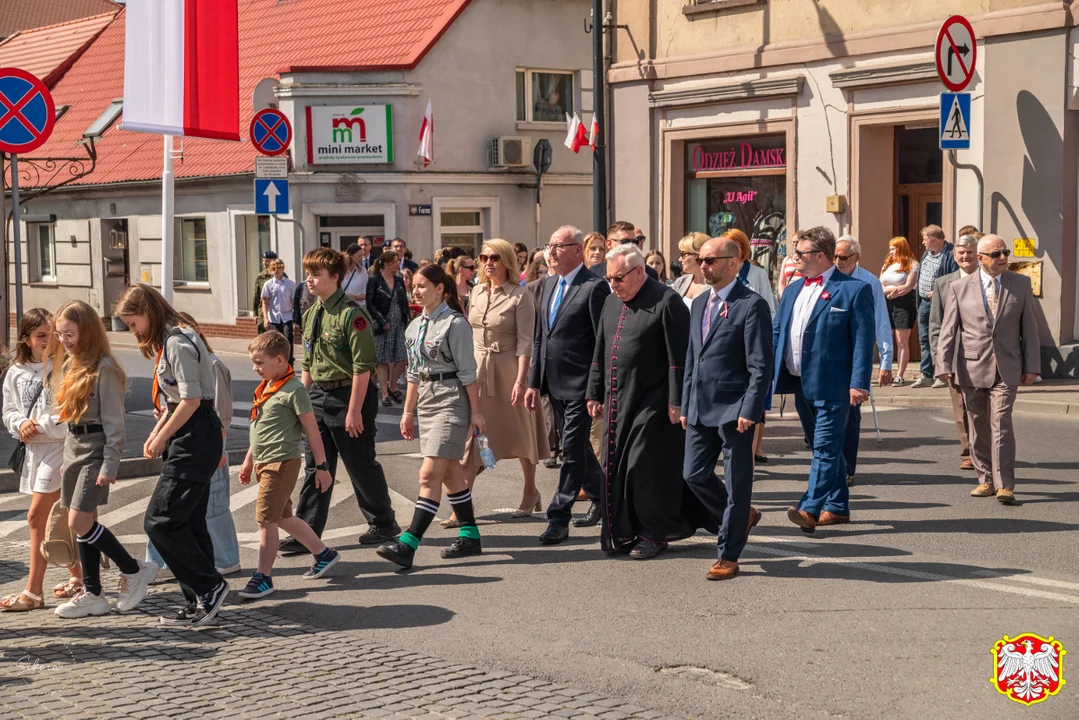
[893, 127, 943, 258]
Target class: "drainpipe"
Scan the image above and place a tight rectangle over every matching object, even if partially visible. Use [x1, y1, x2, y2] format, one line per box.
[949, 150, 983, 232]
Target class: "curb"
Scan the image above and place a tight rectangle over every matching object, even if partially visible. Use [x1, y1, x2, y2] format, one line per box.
[0, 448, 249, 495]
[874, 393, 1072, 415]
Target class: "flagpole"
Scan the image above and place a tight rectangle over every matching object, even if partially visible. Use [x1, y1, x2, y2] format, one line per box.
[161, 135, 174, 302]
[591, 0, 607, 234]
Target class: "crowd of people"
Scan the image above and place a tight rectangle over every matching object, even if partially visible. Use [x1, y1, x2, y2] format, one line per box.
[0, 218, 1040, 623]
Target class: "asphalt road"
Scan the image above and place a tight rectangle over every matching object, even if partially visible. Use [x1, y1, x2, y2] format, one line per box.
[1, 386, 1076, 718]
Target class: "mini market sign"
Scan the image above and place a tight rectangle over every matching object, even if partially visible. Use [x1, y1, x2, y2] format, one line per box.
[306, 104, 394, 164]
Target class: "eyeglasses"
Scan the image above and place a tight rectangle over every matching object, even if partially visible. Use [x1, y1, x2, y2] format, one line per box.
[698, 255, 737, 266]
[635, 235, 646, 244]
[794, 248, 821, 258]
[834, 253, 857, 262]
[546, 243, 579, 252]
[979, 249, 1011, 259]
[606, 266, 643, 284]
[53, 332, 77, 341]
[478, 254, 501, 264]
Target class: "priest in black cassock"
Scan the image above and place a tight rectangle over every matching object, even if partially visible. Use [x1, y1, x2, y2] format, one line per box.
[586, 246, 719, 559]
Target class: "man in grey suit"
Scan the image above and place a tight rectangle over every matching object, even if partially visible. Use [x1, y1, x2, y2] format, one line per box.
[936, 234, 1040, 504]
[928, 234, 980, 471]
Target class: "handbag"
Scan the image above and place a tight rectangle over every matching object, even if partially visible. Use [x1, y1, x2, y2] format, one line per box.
[40, 499, 79, 567]
[7, 382, 46, 476]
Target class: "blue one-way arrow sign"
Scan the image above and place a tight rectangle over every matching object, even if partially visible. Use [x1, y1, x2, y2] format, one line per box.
[255, 178, 289, 214]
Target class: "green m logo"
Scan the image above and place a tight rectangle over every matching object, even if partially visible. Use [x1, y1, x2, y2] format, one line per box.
[332, 107, 365, 143]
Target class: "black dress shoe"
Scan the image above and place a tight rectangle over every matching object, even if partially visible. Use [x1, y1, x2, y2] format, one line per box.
[278, 537, 306, 556]
[359, 524, 401, 545]
[629, 538, 667, 559]
[376, 540, 415, 569]
[538, 525, 569, 545]
[441, 537, 482, 559]
[573, 500, 601, 527]
[754, 454, 769, 464]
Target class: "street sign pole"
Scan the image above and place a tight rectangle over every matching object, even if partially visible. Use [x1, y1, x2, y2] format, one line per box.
[10, 154, 22, 322]
[161, 135, 175, 302]
[592, 0, 607, 235]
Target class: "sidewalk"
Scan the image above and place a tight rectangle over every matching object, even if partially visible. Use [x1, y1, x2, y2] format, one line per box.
[105, 329, 281, 358]
[869, 373, 1079, 415]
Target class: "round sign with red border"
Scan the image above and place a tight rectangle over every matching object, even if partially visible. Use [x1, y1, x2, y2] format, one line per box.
[0, 67, 56, 154]
[935, 15, 977, 92]
[250, 108, 292, 156]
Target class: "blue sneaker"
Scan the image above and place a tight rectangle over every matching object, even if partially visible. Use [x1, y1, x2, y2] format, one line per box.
[238, 573, 274, 599]
[303, 548, 340, 580]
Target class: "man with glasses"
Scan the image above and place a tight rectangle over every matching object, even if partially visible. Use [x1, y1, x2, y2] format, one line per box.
[936, 234, 1040, 505]
[590, 221, 659, 282]
[772, 227, 874, 535]
[525, 226, 610, 544]
[833, 236, 893, 486]
[913, 225, 958, 388]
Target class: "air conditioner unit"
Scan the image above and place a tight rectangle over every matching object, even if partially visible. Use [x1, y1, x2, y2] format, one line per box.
[491, 136, 531, 168]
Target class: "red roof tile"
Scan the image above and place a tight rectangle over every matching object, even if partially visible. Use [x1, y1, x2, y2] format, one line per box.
[0, 0, 120, 40]
[0, 12, 116, 88]
[16, 0, 472, 189]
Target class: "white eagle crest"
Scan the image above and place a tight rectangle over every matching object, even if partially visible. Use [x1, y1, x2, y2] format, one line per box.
[997, 639, 1060, 701]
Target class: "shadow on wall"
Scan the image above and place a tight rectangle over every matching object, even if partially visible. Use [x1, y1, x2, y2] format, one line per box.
[811, 0, 847, 60]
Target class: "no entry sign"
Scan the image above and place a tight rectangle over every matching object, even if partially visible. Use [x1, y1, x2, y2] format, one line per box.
[935, 16, 977, 92]
[250, 108, 291, 156]
[0, 68, 56, 154]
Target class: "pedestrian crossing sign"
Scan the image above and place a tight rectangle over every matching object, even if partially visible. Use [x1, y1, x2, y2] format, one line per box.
[940, 92, 971, 150]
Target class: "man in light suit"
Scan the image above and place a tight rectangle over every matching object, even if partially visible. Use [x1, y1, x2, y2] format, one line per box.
[682, 237, 773, 580]
[525, 225, 610, 544]
[928, 233, 981, 471]
[772, 227, 874, 534]
[936, 234, 1040, 505]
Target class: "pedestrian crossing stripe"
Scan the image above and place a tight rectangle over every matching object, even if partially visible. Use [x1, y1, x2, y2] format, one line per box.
[939, 92, 971, 150]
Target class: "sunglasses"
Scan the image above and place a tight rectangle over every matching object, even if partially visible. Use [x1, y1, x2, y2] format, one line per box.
[834, 253, 856, 262]
[699, 255, 737, 266]
[478, 254, 501, 264]
[794, 248, 820, 258]
[680, 251, 698, 259]
[460, 263, 476, 270]
[635, 235, 646, 244]
[606, 266, 643, 284]
[978, 249, 1011, 259]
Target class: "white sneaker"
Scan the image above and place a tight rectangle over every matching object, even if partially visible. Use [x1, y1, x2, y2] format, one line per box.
[911, 376, 932, 388]
[931, 378, 948, 389]
[116, 561, 159, 612]
[55, 590, 111, 618]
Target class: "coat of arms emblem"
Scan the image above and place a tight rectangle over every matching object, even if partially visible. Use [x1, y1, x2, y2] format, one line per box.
[991, 633, 1066, 706]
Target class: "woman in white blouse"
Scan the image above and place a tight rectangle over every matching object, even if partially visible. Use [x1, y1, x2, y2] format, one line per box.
[879, 236, 920, 386]
[670, 232, 710, 309]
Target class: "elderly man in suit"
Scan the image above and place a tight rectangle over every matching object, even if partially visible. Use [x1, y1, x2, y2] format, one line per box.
[773, 227, 874, 534]
[928, 233, 981, 471]
[682, 237, 773, 580]
[525, 225, 611, 544]
[936, 234, 1040, 504]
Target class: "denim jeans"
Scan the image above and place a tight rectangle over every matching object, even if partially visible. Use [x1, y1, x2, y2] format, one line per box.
[917, 297, 934, 379]
[146, 454, 240, 572]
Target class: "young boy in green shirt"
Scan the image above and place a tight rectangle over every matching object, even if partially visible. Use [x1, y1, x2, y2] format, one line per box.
[238, 331, 339, 599]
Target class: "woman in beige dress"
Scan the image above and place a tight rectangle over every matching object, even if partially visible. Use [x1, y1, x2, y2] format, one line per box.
[445, 238, 550, 525]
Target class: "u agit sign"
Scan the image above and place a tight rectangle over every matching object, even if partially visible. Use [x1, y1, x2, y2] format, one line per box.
[306, 105, 394, 164]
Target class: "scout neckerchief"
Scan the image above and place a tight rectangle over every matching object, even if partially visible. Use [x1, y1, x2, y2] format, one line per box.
[150, 345, 165, 413]
[250, 367, 295, 422]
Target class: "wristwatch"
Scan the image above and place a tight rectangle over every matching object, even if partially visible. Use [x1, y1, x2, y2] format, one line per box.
[315, 461, 330, 471]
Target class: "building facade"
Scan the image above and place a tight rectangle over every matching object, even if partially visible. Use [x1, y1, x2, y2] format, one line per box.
[608, 0, 1079, 374]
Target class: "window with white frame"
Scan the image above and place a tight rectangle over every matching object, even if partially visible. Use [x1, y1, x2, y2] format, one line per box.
[439, 210, 486, 256]
[28, 223, 57, 282]
[516, 69, 574, 123]
[175, 218, 209, 283]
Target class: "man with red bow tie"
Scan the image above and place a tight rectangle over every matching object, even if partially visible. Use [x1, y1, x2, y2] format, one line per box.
[772, 227, 874, 534]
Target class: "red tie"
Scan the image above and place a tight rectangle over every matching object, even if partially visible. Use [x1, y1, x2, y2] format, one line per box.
[804, 276, 823, 286]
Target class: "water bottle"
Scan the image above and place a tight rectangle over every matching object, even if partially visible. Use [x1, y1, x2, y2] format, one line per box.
[476, 433, 496, 470]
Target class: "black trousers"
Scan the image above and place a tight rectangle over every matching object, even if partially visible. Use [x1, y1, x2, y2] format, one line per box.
[269, 321, 295, 366]
[684, 421, 755, 562]
[545, 396, 602, 527]
[144, 403, 224, 599]
[295, 382, 396, 536]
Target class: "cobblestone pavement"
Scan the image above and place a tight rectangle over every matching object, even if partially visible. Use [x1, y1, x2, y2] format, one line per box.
[0, 543, 676, 720]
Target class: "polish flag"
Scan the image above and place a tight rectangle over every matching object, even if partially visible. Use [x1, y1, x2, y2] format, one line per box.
[417, 98, 433, 168]
[588, 114, 600, 152]
[122, 0, 240, 140]
[564, 113, 588, 153]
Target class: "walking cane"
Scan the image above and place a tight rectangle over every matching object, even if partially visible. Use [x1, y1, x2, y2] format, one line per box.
[868, 385, 882, 442]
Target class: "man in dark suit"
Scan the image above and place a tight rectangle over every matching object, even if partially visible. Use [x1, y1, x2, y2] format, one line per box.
[525, 225, 611, 544]
[772, 227, 874, 534]
[589, 220, 659, 282]
[682, 237, 773, 580]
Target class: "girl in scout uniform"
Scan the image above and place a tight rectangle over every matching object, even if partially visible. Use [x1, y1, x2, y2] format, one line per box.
[376, 264, 487, 570]
[116, 284, 227, 628]
[48, 301, 158, 619]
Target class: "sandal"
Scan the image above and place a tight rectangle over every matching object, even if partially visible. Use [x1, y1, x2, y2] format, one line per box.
[0, 591, 45, 612]
[440, 515, 459, 529]
[53, 578, 83, 599]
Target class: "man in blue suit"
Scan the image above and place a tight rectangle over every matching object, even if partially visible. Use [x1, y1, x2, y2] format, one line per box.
[682, 237, 773, 580]
[772, 227, 874, 534]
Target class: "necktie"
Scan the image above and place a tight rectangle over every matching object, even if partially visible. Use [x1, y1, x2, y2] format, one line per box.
[804, 276, 823, 286]
[987, 277, 999, 321]
[549, 278, 567, 327]
[702, 292, 721, 342]
[311, 304, 325, 345]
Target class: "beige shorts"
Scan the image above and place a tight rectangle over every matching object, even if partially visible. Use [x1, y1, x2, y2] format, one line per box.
[254, 458, 302, 525]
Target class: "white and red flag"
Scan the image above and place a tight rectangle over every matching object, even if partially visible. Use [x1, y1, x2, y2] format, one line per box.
[417, 98, 433, 167]
[564, 113, 588, 153]
[122, 0, 239, 140]
[588, 114, 599, 152]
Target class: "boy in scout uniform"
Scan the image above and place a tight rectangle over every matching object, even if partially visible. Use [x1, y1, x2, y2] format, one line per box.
[279, 248, 400, 555]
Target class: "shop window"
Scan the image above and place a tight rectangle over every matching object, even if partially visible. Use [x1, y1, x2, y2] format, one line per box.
[516, 70, 573, 123]
[685, 135, 787, 287]
[176, 218, 209, 283]
[896, 127, 942, 185]
[28, 223, 57, 282]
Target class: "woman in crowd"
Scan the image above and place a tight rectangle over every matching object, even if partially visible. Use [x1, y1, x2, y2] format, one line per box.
[341, 243, 368, 303]
[645, 250, 669, 284]
[366, 250, 410, 406]
[1, 309, 77, 612]
[524, 249, 549, 285]
[513, 242, 530, 280]
[671, 231, 710, 308]
[377, 264, 485, 569]
[777, 234, 803, 299]
[450, 256, 477, 312]
[880, 236, 919, 387]
[584, 232, 607, 269]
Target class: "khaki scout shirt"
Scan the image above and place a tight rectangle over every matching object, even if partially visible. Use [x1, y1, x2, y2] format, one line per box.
[253, 270, 273, 322]
[301, 288, 377, 381]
